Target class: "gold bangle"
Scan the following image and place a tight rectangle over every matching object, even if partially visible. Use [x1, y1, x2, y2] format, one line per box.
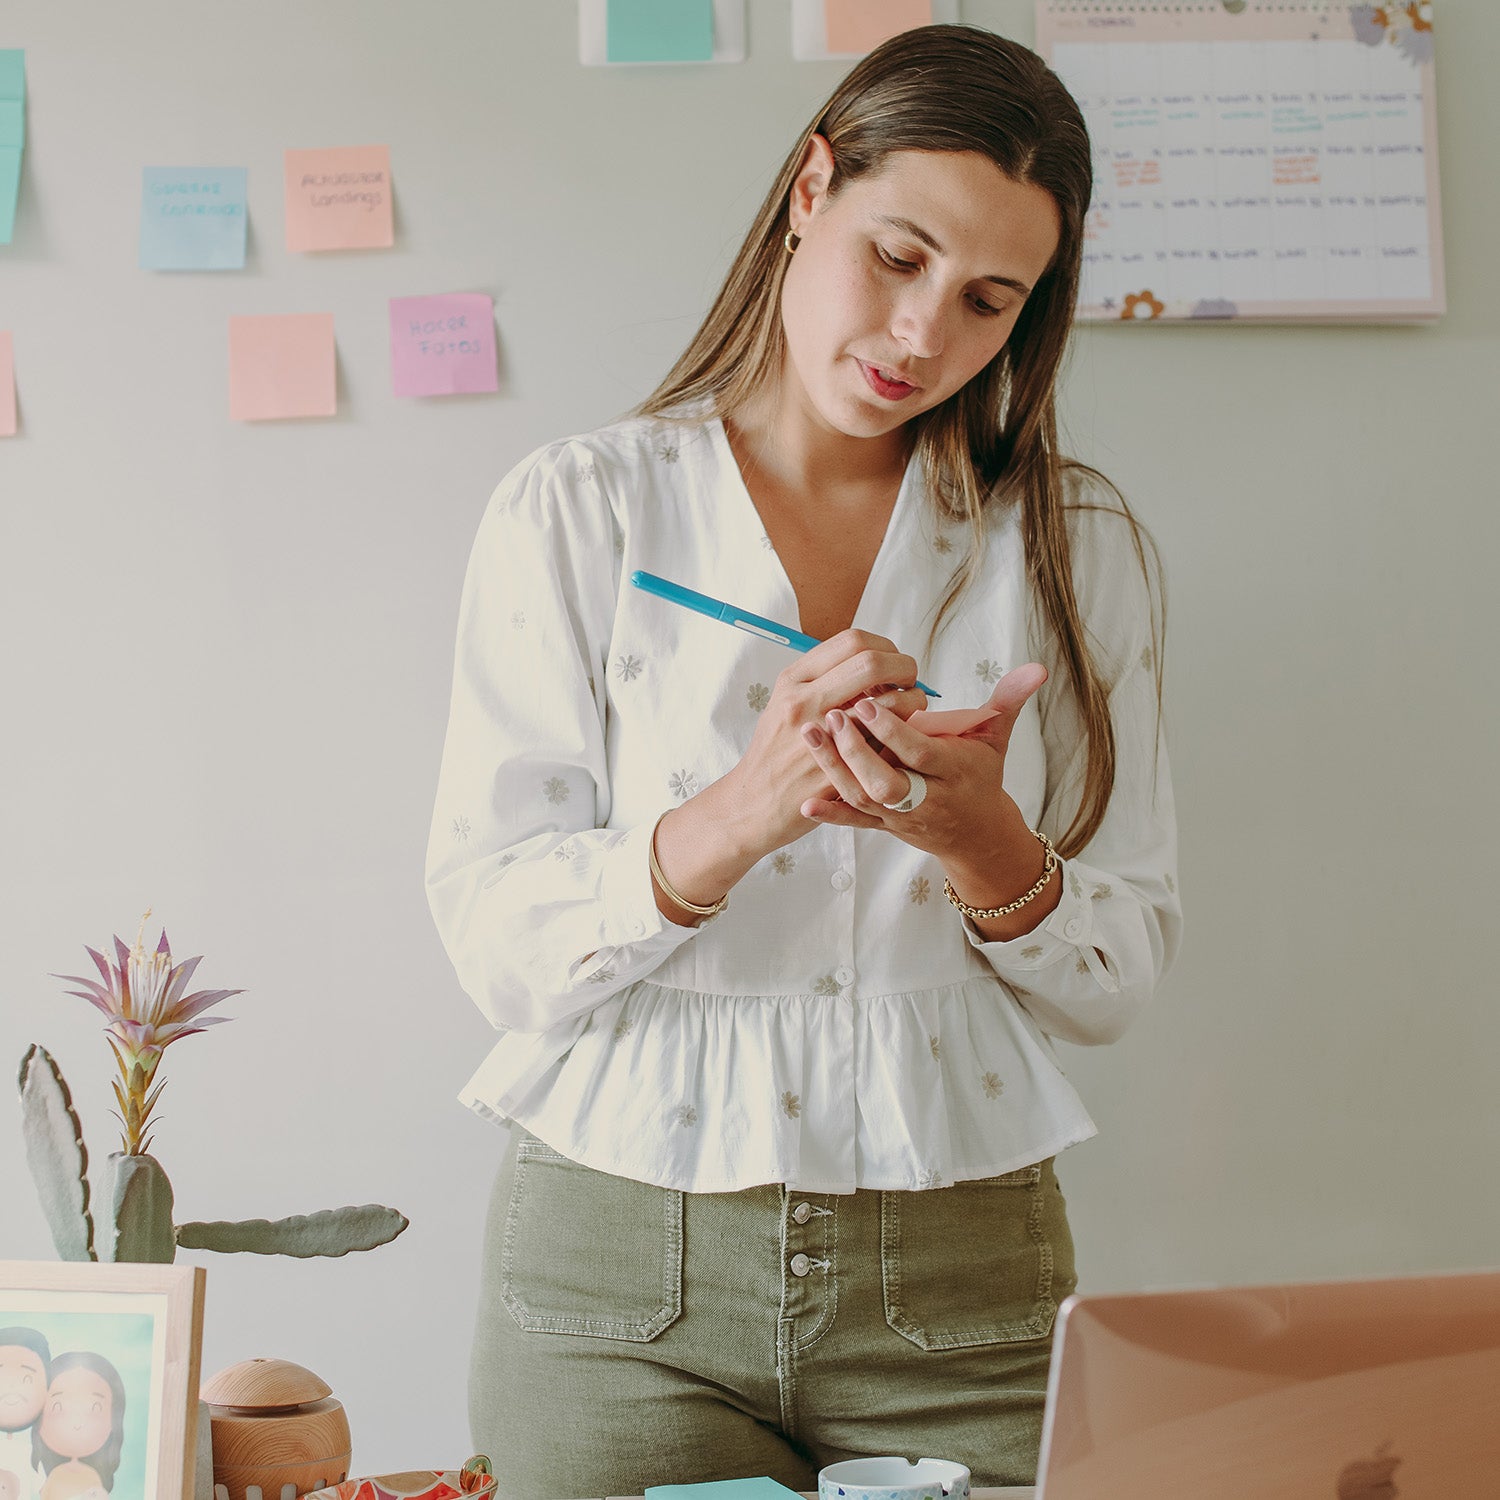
[648, 810, 729, 919]
[943, 829, 1058, 921]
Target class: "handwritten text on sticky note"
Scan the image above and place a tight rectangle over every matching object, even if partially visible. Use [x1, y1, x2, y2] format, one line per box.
[140, 167, 248, 270]
[390, 294, 498, 398]
[284, 145, 393, 252]
[228, 313, 337, 421]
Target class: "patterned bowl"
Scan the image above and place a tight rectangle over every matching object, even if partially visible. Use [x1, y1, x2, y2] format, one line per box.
[301, 1455, 496, 1500]
[817, 1457, 970, 1500]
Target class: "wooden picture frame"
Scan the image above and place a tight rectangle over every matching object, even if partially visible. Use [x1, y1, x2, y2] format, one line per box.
[0, 1260, 207, 1500]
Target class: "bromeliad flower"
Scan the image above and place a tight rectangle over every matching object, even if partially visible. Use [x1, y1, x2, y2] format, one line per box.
[50, 909, 244, 1156]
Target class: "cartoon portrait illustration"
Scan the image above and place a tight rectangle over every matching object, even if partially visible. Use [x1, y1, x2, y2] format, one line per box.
[0, 1328, 51, 1500]
[38, 1464, 107, 1500]
[30, 1355, 125, 1496]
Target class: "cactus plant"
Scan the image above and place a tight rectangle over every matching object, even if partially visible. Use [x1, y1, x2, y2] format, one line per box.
[20, 912, 408, 1265]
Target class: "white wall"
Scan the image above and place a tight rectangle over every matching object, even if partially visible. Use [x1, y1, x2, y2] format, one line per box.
[2, 0, 1495, 1476]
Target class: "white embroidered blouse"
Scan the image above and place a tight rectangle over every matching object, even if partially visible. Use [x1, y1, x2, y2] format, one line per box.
[425, 408, 1181, 1194]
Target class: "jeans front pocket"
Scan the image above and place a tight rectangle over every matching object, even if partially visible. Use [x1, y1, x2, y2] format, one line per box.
[881, 1161, 1071, 1351]
[500, 1135, 684, 1341]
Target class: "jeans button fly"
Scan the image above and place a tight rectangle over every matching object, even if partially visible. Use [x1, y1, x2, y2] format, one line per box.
[791, 1201, 812, 1224]
[790, 1253, 811, 1277]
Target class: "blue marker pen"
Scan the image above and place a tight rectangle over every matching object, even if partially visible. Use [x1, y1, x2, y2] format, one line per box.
[629, 570, 941, 698]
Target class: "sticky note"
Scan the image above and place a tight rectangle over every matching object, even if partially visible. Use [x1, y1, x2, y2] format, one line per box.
[0, 331, 15, 437]
[390, 293, 498, 398]
[0, 50, 23, 100]
[0, 145, 18, 244]
[825, 0, 932, 55]
[645, 1480, 804, 1500]
[606, 0, 714, 62]
[284, 145, 393, 252]
[228, 313, 337, 421]
[0, 99, 22, 148]
[140, 167, 248, 270]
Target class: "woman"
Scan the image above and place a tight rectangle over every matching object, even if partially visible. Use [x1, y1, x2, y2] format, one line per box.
[30, 1354, 124, 1496]
[426, 22, 1180, 1497]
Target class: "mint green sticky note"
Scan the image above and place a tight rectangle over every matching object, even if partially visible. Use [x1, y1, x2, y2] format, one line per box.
[0, 49, 24, 100]
[0, 144, 19, 243]
[645, 1481, 805, 1500]
[606, 0, 714, 62]
[0, 98, 23, 148]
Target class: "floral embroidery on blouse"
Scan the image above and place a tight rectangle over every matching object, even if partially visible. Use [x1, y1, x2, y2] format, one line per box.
[586, 966, 617, 985]
[674, 1104, 698, 1126]
[579, 461, 597, 483]
[772, 852, 797, 875]
[1165, 871, 1176, 893]
[614, 533, 624, 555]
[812, 974, 844, 996]
[669, 769, 700, 800]
[510, 610, 526, 630]
[1092, 883, 1112, 901]
[1075, 954, 1090, 975]
[747, 682, 771, 711]
[543, 776, 570, 805]
[781, 1091, 801, 1119]
[658, 443, 680, 464]
[1020, 944, 1044, 960]
[932, 532, 955, 555]
[1140, 644, 1154, 670]
[1069, 870, 1084, 899]
[553, 840, 577, 861]
[613, 1014, 635, 1039]
[451, 814, 472, 844]
[981, 1072, 1005, 1099]
[614, 653, 643, 682]
[929, 1035, 942, 1061]
[760, 533, 775, 550]
[975, 658, 1004, 686]
[908, 875, 930, 904]
[915, 1167, 944, 1190]
[497, 851, 518, 868]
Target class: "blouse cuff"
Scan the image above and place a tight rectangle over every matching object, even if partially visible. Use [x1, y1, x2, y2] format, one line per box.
[959, 857, 1096, 968]
[598, 817, 703, 946]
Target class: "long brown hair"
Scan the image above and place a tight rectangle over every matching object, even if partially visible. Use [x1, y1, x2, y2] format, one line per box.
[632, 23, 1163, 857]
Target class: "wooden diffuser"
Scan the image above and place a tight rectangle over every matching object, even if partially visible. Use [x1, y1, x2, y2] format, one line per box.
[201, 1358, 352, 1500]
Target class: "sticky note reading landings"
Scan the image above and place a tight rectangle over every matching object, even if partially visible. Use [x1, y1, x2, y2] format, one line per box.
[389, 294, 498, 398]
[228, 313, 337, 421]
[284, 145, 393, 252]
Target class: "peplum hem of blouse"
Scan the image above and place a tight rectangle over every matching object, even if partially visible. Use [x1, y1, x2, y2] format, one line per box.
[457, 975, 1098, 1194]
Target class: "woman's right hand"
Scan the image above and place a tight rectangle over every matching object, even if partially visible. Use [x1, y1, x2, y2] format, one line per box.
[719, 628, 928, 859]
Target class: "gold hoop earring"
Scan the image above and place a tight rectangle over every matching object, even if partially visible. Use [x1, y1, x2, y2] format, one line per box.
[784, 230, 800, 255]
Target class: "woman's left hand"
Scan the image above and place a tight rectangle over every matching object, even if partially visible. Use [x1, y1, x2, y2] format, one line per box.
[799, 663, 1048, 864]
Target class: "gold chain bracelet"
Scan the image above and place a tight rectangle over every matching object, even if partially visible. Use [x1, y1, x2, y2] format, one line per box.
[648, 810, 729, 919]
[943, 828, 1058, 921]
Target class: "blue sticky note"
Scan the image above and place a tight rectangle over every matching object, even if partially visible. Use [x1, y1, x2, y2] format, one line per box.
[0, 98, 21, 148]
[139, 166, 248, 270]
[645, 1481, 805, 1500]
[0, 144, 19, 244]
[606, 0, 714, 62]
[0, 49, 24, 101]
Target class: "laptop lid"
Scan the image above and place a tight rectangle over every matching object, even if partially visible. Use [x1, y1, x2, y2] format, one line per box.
[1035, 1269, 1500, 1499]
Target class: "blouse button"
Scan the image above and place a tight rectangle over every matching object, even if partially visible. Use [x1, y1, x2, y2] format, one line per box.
[834, 965, 854, 986]
[1063, 917, 1083, 941]
[790, 1253, 812, 1277]
[791, 1201, 812, 1224]
[830, 869, 853, 891]
[631, 919, 647, 937]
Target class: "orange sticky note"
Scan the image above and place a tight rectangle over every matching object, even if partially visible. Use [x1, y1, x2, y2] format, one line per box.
[825, 0, 932, 55]
[228, 313, 337, 421]
[284, 145, 393, 252]
[0, 331, 15, 437]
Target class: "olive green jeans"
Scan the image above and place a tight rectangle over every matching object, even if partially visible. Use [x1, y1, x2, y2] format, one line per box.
[470, 1126, 1076, 1499]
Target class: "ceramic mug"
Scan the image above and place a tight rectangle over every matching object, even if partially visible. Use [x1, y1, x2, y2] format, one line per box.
[817, 1456, 971, 1500]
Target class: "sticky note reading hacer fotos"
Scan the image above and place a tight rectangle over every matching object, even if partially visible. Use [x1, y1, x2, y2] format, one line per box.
[284, 144, 393, 252]
[389, 294, 498, 398]
[228, 313, 337, 421]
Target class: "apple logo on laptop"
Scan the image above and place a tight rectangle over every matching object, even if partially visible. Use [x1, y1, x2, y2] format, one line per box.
[1336, 1442, 1401, 1499]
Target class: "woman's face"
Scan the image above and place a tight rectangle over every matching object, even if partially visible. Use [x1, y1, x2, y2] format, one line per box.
[780, 143, 1062, 442]
[39, 1368, 112, 1461]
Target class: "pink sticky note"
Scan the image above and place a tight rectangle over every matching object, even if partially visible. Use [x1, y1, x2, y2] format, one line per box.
[284, 145, 393, 252]
[228, 313, 337, 421]
[907, 706, 1001, 737]
[0, 331, 14, 437]
[389, 293, 498, 398]
[825, 0, 932, 54]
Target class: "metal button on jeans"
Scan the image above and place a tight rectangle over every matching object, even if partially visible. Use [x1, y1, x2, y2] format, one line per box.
[790, 1253, 812, 1276]
[831, 869, 853, 891]
[791, 1201, 812, 1224]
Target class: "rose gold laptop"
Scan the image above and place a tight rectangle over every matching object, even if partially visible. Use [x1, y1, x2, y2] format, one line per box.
[1033, 1269, 1500, 1499]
